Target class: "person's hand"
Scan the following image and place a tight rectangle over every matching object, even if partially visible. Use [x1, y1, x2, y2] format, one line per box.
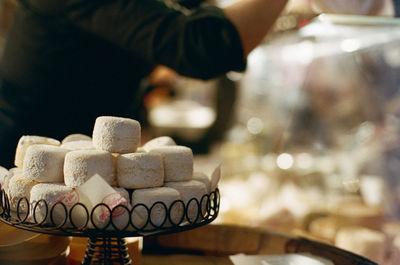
[310, 0, 386, 15]
[149, 66, 178, 88]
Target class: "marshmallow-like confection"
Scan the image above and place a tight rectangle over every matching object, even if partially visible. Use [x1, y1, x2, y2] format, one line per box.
[61, 140, 95, 151]
[92, 116, 141, 154]
[23, 145, 69, 183]
[335, 226, 386, 264]
[150, 146, 193, 182]
[3, 167, 22, 193]
[131, 187, 182, 228]
[117, 152, 164, 189]
[15, 135, 60, 168]
[192, 172, 211, 193]
[111, 153, 120, 187]
[113, 187, 130, 202]
[62, 133, 92, 144]
[112, 153, 119, 186]
[142, 136, 176, 152]
[9, 167, 22, 176]
[164, 180, 208, 222]
[0, 166, 9, 189]
[64, 150, 114, 187]
[136, 147, 146, 153]
[30, 183, 78, 225]
[7, 174, 38, 212]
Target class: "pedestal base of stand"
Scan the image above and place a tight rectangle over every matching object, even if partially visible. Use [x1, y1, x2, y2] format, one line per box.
[82, 237, 131, 265]
[0, 188, 220, 265]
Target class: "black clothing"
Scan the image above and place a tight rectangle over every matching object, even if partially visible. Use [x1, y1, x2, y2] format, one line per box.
[395, 0, 400, 16]
[0, 0, 245, 168]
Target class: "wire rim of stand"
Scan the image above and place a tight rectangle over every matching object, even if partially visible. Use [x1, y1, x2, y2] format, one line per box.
[0, 188, 220, 237]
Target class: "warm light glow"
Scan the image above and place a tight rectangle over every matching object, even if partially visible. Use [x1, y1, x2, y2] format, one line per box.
[296, 153, 314, 170]
[318, 157, 336, 174]
[247, 117, 264, 135]
[276, 153, 294, 170]
[282, 41, 314, 65]
[341, 38, 361, 53]
[220, 199, 232, 213]
[261, 154, 277, 171]
[149, 101, 216, 128]
[343, 178, 360, 193]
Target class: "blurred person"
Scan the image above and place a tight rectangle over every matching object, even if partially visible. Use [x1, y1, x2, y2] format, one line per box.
[395, 0, 400, 16]
[0, 0, 288, 168]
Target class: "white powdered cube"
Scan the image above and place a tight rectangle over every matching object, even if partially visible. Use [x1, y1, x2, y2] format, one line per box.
[164, 180, 208, 222]
[62, 133, 92, 144]
[111, 153, 119, 186]
[136, 147, 146, 153]
[150, 146, 193, 182]
[335, 226, 386, 264]
[131, 187, 182, 229]
[61, 140, 95, 151]
[64, 150, 114, 187]
[29, 183, 85, 226]
[23, 145, 69, 183]
[3, 167, 22, 193]
[92, 116, 141, 154]
[113, 187, 130, 202]
[0, 166, 9, 189]
[15, 135, 60, 168]
[142, 136, 176, 152]
[117, 152, 164, 189]
[9, 167, 22, 175]
[7, 174, 38, 212]
[192, 172, 211, 193]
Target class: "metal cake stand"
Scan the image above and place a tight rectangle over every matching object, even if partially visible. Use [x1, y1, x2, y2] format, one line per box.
[0, 188, 220, 265]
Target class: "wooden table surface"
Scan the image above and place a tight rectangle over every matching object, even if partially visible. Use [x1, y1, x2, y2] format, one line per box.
[140, 224, 378, 265]
[143, 255, 233, 265]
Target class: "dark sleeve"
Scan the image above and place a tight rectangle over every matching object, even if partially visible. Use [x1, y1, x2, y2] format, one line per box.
[65, 0, 246, 79]
[395, 0, 400, 17]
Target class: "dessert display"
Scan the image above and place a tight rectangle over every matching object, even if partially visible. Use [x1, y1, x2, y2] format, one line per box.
[64, 149, 115, 187]
[131, 187, 182, 228]
[0, 115, 220, 232]
[14, 135, 60, 168]
[150, 146, 194, 182]
[116, 152, 164, 189]
[29, 183, 76, 225]
[164, 180, 208, 221]
[61, 133, 92, 144]
[23, 144, 69, 183]
[92, 116, 141, 154]
[0, 166, 8, 189]
[7, 174, 37, 212]
[60, 140, 95, 151]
